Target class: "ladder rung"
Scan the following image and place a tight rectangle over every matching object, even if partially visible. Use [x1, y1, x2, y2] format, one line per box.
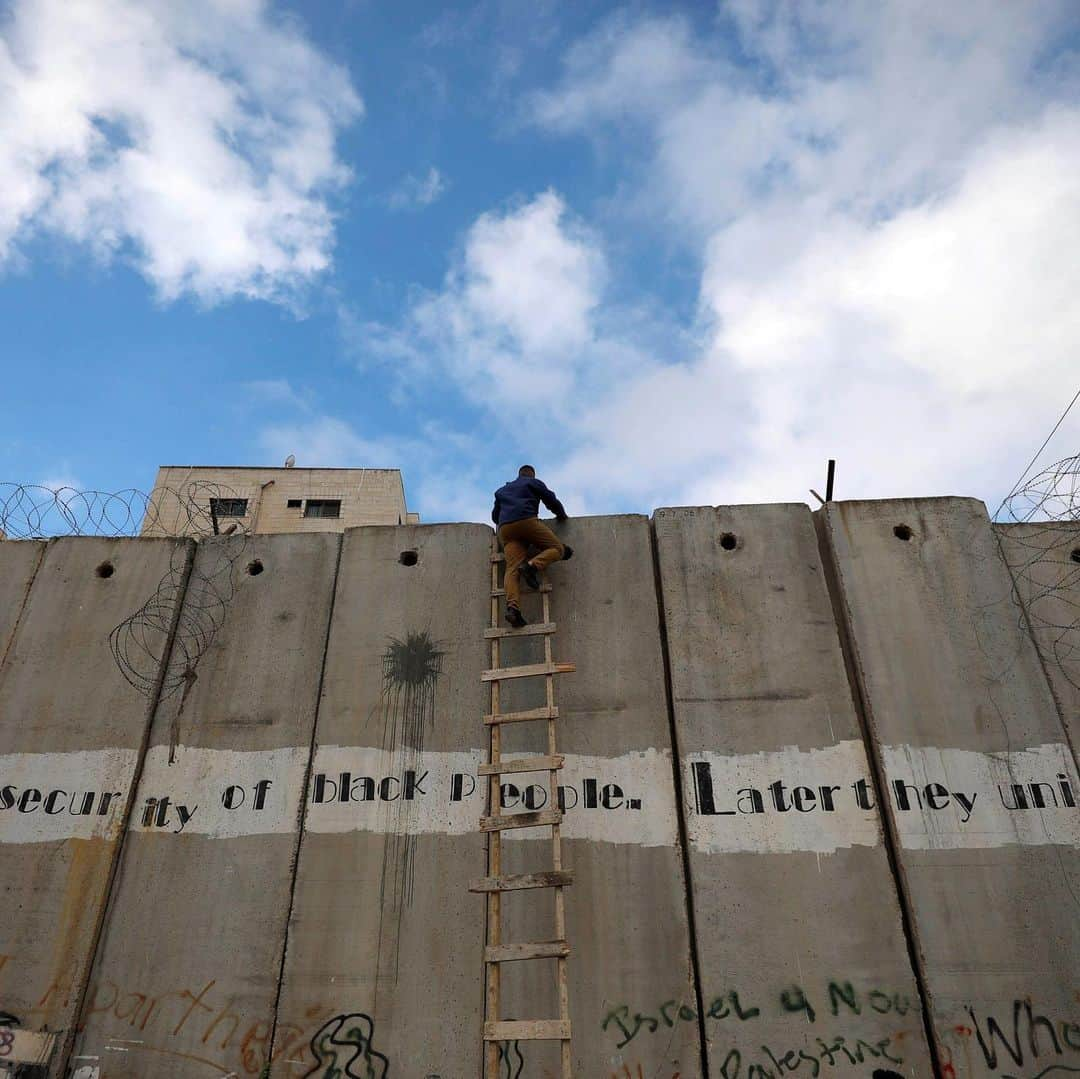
[469, 870, 574, 893]
[484, 706, 559, 725]
[491, 584, 552, 596]
[482, 622, 557, 638]
[481, 662, 575, 682]
[485, 940, 570, 963]
[480, 809, 562, 832]
[479, 755, 563, 776]
[484, 1020, 571, 1041]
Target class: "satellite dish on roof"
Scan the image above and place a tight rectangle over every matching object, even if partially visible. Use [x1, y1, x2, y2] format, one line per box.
[284, 455, 296, 468]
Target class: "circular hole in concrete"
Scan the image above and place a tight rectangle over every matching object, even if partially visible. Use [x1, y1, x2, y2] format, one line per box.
[95, 561, 114, 579]
[399, 550, 419, 566]
[247, 559, 264, 576]
[720, 533, 737, 551]
[894, 524, 914, 541]
[1071, 548, 1080, 565]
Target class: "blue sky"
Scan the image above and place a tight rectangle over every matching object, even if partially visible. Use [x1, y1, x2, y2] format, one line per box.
[1, 0, 1078, 523]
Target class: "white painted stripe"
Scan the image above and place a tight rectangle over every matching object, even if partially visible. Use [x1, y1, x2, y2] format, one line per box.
[683, 741, 882, 854]
[0, 750, 138, 844]
[306, 745, 679, 848]
[129, 745, 309, 838]
[6, 741, 1075, 851]
[881, 742, 1080, 849]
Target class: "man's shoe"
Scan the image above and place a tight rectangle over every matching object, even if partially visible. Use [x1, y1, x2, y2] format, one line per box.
[561, 544, 574, 561]
[505, 605, 527, 628]
[518, 560, 540, 591]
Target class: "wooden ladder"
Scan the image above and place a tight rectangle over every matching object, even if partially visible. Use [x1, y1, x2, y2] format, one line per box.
[471, 545, 576, 1078]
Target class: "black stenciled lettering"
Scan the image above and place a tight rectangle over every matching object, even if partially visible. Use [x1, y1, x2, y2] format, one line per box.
[403, 769, 427, 798]
[601, 783, 623, 809]
[851, 778, 875, 810]
[998, 784, 1029, 810]
[222, 785, 245, 810]
[583, 777, 599, 809]
[18, 788, 41, 812]
[1058, 773, 1076, 807]
[891, 779, 922, 812]
[691, 761, 734, 815]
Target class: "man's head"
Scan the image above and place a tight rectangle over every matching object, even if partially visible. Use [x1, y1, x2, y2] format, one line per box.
[518, 465, 536, 477]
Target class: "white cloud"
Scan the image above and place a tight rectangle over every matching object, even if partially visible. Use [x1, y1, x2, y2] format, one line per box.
[387, 167, 447, 210]
[366, 190, 612, 410]
[0, 0, 361, 303]
[521, 3, 1080, 512]
[38, 469, 82, 493]
[243, 379, 315, 413]
[257, 416, 400, 470]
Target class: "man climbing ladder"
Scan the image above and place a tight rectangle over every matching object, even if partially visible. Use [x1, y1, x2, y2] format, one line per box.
[492, 465, 573, 627]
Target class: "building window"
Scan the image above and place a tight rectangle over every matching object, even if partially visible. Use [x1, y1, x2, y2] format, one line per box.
[286, 499, 302, 508]
[209, 497, 248, 517]
[304, 499, 341, 519]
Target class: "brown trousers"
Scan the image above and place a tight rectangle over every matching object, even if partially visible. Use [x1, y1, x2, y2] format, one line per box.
[498, 517, 565, 609]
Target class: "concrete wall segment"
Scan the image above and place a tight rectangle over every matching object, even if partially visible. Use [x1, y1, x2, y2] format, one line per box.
[0, 539, 45, 668]
[491, 513, 702, 1077]
[996, 521, 1080, 759]
[0, 536, 193, 1077]
[70, 532, 341, 1079]
[820, 497, 1080, 1078]
[272, 523, 491, 1078]
[654, 503, 933, 1078]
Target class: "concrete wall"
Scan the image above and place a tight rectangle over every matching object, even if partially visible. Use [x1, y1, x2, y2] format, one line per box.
[996, 522, 1080, 757]
[496, 514, 701, 1078]
[2, 498, 1079, 1079]
[821, 498, 1080, 1079]
[71, 534, 340, 1079]
[273, 523, 490, 1077]
[0, 537, 192, 1076]
[0, 540, 44, 664]
[655, 504, 933, 1078]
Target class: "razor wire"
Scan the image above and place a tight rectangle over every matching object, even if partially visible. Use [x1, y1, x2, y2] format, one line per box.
[994, 453, 1080, 694]
[0, 482, 252, 701]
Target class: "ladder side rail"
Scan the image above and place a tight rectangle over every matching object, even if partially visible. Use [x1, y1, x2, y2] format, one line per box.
[485, 551, 502, 1079]
[543, 585, 573, 1078]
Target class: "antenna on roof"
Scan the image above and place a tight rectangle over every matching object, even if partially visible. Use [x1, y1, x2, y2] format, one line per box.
[284, 455, 296, 468]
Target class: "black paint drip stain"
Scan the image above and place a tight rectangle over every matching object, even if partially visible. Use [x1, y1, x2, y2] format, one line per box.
[374, 631, 445, 990]
[303, 1012, 389, 1079]
[380, 631, 444, 755]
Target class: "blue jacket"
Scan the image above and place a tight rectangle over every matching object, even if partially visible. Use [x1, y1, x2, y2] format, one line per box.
[492, 475, 567, 526]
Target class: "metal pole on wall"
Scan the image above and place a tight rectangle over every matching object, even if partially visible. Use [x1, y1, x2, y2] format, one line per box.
[825, 459, 836, 502]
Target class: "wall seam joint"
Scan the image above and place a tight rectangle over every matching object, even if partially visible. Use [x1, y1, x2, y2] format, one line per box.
[648, 515, 711, 1078]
